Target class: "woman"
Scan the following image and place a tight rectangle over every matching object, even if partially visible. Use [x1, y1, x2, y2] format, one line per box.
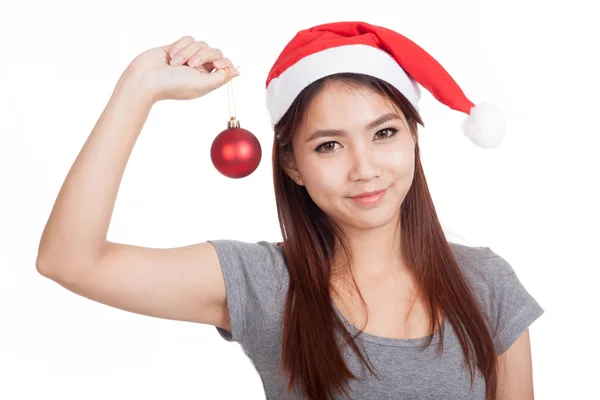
[36, 21, 544, 400]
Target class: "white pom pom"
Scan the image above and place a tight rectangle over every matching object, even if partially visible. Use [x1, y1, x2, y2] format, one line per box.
[462, 102, 507, 148]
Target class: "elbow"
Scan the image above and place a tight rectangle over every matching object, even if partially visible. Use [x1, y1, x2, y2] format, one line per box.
[36, 252, 54, 277]
[36, 253, 66, 281]
[35, 252, 91, 284]
[36, 240, 106, 281]
[35, 237, 66, 278]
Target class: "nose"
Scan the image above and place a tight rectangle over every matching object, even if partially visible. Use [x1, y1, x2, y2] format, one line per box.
[347, 146, 382, 182]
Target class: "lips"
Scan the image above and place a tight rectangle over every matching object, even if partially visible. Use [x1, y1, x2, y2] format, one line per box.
[349, 188, 388, 205]
[350, 189, 386, 199]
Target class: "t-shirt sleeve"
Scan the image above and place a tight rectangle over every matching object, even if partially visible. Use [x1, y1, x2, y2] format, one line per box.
[477, 248, 545, 355]
[206, 239, 287, 345]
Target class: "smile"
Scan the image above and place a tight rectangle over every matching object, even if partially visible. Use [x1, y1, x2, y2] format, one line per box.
[349, 188, 387, 205]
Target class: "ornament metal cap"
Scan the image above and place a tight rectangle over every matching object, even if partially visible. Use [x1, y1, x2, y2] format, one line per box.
[227, 116, 240, 129]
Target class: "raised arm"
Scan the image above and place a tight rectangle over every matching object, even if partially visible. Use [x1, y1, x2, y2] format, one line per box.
[36, 71, 152, 275]
[36, 36, 240, 331]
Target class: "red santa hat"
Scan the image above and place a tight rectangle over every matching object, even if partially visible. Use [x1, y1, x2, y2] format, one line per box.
[265, 21, 506, 148]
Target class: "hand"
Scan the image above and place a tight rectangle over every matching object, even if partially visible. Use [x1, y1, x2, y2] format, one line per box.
[124, 35, 240, 103]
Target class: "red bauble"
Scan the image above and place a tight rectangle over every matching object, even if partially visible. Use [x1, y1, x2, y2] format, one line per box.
[211, 118, 261, 179]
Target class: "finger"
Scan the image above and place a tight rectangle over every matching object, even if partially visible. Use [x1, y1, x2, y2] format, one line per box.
[163, 35, 196, 58]
[212, 57, 233, 70]
[200, 57, 232, 73]
[206, 66, 240, 90]
[200, 62, 215, 72]
[170, 41, 210, 65]
[185, 47, 223, 68]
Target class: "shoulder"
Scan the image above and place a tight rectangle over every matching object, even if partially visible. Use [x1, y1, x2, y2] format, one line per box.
[447, 241, 519, 324]
[208, 239, 285, 261]
[449, 241, 516, 286]
[207, 239, 288, 344]
[207, 238, 288, 286]
[449, 241, 544, 354]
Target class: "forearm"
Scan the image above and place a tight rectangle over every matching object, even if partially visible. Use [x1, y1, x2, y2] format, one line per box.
[37, 72, 154, 275]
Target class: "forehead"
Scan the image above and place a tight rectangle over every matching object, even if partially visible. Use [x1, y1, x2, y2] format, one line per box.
[300, 82, 405, 134]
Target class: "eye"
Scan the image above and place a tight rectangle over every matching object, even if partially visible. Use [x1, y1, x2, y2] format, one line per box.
[375, 126, 399, 140]
[314, 141, 340, 153]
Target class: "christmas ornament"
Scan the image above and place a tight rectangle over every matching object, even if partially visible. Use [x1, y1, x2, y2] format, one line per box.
[211, 67, 261, 178]
[265, 21, 506, 149]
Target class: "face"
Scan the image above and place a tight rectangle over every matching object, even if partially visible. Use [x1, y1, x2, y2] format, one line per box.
[286, 81, 416, 232]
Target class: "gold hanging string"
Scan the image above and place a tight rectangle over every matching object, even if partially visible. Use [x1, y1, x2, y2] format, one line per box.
[225, 67, 237, 120]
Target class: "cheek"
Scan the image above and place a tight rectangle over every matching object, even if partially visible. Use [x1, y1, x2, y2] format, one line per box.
[308, 165, 345, 194]
[301, 159, 346, 199]
[383, 145, 414, 177]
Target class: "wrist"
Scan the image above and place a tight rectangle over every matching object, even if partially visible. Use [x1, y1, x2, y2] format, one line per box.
[116, 69, 157, 107]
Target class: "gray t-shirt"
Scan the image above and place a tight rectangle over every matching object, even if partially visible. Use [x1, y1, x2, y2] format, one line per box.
[207, 239, 544, 399]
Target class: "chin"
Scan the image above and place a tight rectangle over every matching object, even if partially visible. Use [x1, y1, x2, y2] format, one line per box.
[361, 211, 398, 228]
[338, 206, 399, 230]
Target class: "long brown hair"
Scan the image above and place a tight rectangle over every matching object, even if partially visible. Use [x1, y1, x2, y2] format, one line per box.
[272, 73, 498, 400]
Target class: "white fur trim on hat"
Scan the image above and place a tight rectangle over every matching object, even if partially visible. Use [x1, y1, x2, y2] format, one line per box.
[265, 44, 421, 125]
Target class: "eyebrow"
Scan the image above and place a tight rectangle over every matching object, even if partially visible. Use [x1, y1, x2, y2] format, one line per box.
[305, 112, 402, 143]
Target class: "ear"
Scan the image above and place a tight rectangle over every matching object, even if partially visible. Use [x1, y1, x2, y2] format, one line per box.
[280, 151, 304, 186]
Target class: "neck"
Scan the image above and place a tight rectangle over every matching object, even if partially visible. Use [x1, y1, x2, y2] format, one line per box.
[332, 214, 407, 282]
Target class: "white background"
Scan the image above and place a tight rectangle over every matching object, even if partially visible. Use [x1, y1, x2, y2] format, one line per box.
[1, 0, 598, 398]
